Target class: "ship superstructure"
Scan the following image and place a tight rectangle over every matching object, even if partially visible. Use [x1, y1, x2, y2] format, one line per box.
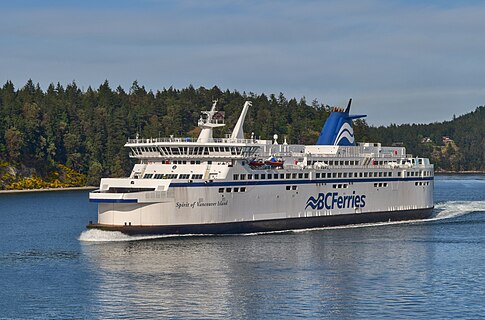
[88, 100, 434, 235]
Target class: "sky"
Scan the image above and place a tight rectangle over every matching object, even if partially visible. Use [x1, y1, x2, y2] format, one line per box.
[1, 0, 484, 125]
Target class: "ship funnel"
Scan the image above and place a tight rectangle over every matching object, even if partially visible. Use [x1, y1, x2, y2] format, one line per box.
[231, 101, 252, 140]
[316, 98, 366, 146]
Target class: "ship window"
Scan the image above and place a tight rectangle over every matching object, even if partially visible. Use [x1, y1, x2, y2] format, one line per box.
[233, 174, 239, 180]
[219, 188, 224, 193]
[241, 187, 246, 192]
[179, 174, 190, 179]
[333, 173, 337, 178]
[191, 161, 195, 164]
[349, 172, 353, 178]
[286, 186, 290, 190]
[398, 172, 401, 177]
[226, 188, 232, 192]
[364, 172, 368, 177]
[389, 172, 393, 177]
[329, 161, 333, 166]
[154, 174, 163, 179]
[378, 172, 382, 177]
[254, 174, 259, 180]
[292, 186, 297, 190]
[191, 174, 203, 179]
[247, 174, 253, 180]
[143, 174, 153, 179]
[292, 173, 297, 179]
[208, 161, 212, 165]
[338, 172, 342, 178]
[263, 174, 268, 180]
[196, 161, 201, 164]
[298, 173, 303, 179]
[345, 161, 349, 165]
[240, 174, 246, 180]
[316, 173, 321, 179]
[234, 187, 239, 192]
[383, 172, 387, 177]
[304, 173, 309, 179]
[209, 147, 214, 152]
[286, 173, 291, 179]
[280, 174, 285, 179]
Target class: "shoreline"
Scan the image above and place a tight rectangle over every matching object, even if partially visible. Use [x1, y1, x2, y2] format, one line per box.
[435, 171, 485, 175]
[0, 186, 97, 194]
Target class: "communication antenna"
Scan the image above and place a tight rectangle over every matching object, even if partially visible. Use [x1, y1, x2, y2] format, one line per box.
[273, 134, 279, 145]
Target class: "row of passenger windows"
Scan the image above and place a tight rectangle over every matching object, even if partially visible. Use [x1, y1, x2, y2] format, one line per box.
[142, 173, 202, 180]
[415, 182, 430, 186]
[219, 187, 246, 193]
[232, 170, 433, 181]
[134, 146, 248, 156]
[374, 183, 389, 188]
[333, 184, 348, 189]
[233, 173, 310, 180]
[232, 171, 394, 180]
[308, 160, 360, 166]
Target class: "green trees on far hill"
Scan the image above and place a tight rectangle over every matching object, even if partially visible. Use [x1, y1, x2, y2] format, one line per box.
[0, 80, 332, 188]
[0, 79, 484, 190]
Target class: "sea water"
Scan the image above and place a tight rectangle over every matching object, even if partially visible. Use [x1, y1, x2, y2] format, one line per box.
[0, 175, 484, 319]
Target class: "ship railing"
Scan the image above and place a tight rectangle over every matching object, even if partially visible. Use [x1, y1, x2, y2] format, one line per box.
[126, 137, 261, 145]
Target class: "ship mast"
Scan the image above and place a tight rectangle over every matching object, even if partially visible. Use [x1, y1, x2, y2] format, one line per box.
[197, 100, 226, 143]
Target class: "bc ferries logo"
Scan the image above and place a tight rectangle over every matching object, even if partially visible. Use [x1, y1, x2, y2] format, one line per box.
[335, 122, 355, 145]
[305, 191, 366, 210]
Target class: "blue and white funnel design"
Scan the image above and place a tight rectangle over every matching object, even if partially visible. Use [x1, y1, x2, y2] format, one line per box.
[316, 99, 366, 146]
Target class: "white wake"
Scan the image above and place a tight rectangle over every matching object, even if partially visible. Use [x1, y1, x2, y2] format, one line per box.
[78, 229, 194, 242]
[431, 200, 485, 221]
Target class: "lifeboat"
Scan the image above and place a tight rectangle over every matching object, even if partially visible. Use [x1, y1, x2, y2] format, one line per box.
[264, 157, 284, 167]
[249, 159, 265, 167]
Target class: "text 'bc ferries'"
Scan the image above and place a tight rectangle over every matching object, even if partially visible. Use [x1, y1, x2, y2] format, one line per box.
[88, 99, 434, 235]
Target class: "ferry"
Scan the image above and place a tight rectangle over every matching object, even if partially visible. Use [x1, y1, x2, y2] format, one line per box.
[88, 99, 434, 235]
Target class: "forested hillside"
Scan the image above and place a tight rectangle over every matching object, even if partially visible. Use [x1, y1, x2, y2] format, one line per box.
[0, 80, 483, 189]
[365, 107, 485, 171]
[0, 80, 329, 189]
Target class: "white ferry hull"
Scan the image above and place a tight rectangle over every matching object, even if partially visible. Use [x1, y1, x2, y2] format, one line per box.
[87, 207, 433, 235]
[88, 178, 434, 235]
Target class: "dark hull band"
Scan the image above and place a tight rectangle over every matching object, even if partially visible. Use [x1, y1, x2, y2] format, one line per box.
[86, 207, 434, 236]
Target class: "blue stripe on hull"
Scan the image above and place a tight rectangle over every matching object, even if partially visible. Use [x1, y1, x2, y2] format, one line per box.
[87, 207, 434, 235]
[170, 177, 434, 188]
[89, 199, 137, 203]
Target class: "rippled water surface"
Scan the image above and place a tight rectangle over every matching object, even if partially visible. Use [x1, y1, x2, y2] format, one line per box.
[1, 175, 485, 319]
